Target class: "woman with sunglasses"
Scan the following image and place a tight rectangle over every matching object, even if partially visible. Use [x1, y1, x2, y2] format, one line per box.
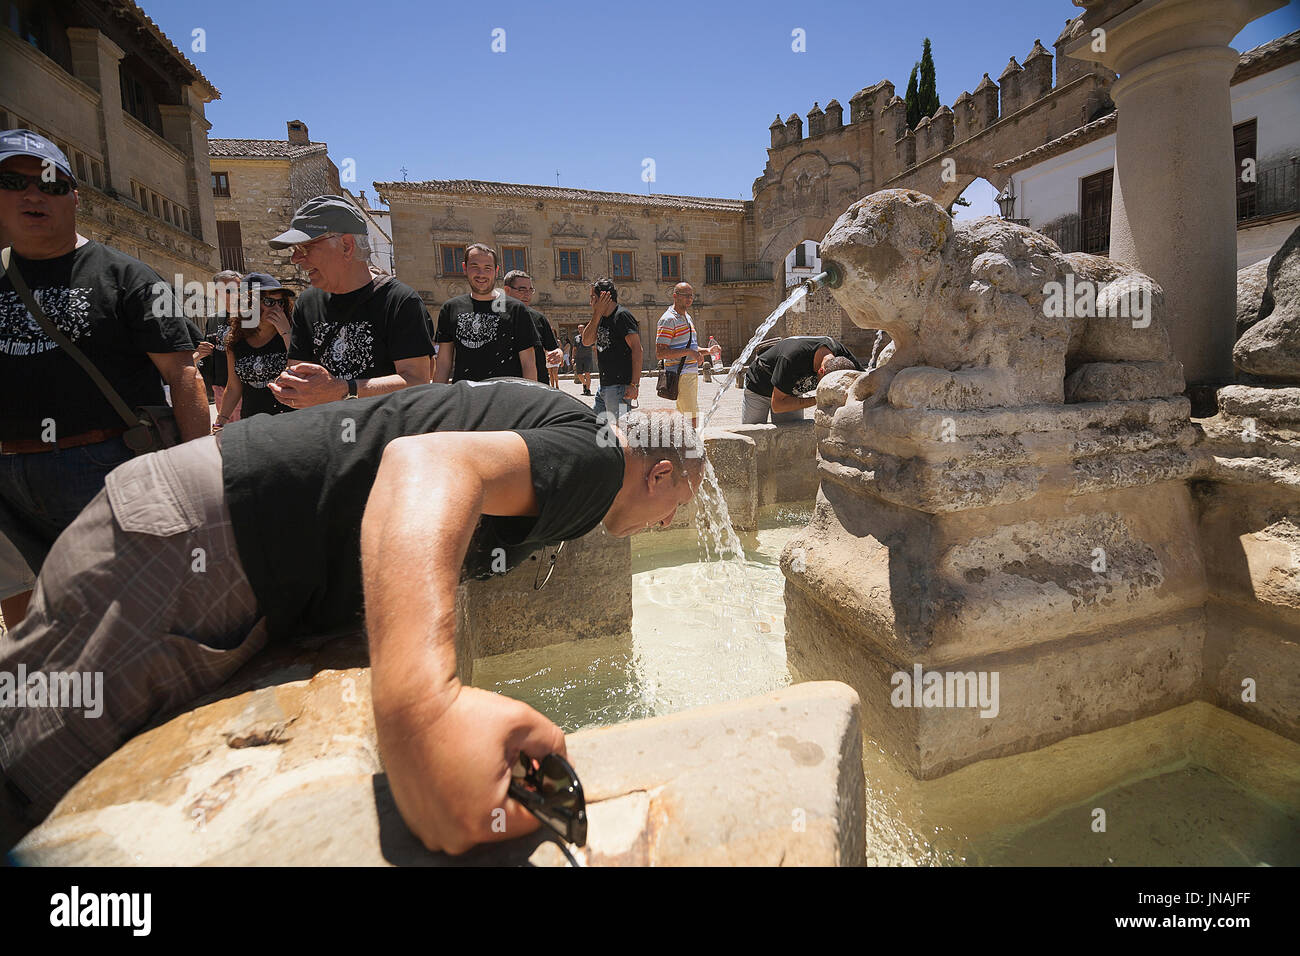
[213, 273, 296, 430]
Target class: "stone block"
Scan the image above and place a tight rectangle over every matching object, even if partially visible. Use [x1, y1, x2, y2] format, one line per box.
[699, 428, 758, 530]
[463, 524, 631, 658]
[12, 677, 864, 867]
[1203, 603, 1300, 743]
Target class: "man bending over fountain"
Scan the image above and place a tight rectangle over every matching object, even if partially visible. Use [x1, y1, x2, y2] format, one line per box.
[741, 335, 863, 424]
[0, 379, 702, 855]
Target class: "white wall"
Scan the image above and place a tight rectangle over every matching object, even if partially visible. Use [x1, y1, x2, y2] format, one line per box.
[784, 239, 821, 289]
[1231, 58, 1300, 165]
[1009, 132, 1116, 227]
[1010, 53, 1300, 266]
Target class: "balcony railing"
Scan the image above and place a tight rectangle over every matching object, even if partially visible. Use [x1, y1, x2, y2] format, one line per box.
[1239, 158, 1299, 222]
[705, 261, 774, 284]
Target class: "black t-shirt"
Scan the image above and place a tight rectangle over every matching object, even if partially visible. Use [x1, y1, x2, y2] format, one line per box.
[593, 306, 640, 385]
[435, 293, 537, 382]
[0, 241, 193, 440]
[222, 378, 626, 640]
[230, 334, 292, 418]
[202, 311, 231, 388]
[528, 307, 558, 384]
[744, 336, 861, 398]
[288, 276, 432, 380]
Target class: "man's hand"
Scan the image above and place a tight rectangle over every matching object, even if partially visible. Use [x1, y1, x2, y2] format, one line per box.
[270, 361, 347, 408]
[625, 382, 640, 401]
[696, 347, 712, 363]
[377, 683, 566, 855]
[194, 340, 215, 362]
[591, 291, 613, 320]
[545, 347, 564, 367]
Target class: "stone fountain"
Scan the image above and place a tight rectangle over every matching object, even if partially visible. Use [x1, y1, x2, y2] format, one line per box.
[783, 188, 1221, 778]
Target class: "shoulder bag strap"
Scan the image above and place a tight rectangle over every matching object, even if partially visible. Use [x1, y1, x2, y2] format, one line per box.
[2, 246, 140, 428]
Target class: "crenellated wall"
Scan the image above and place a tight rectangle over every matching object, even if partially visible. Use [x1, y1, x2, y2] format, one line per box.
[751, 16, 1116, 281]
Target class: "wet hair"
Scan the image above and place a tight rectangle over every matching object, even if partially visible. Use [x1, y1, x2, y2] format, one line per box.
[503, 269, 531, 289]
[618, 411, 704, 475]
[463, 242, 497, 267]
[590, 276, 618, 303]
[821, 355, 858, 375]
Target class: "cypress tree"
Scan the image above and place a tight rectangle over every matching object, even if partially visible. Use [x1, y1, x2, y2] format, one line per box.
[905, 63, 920, 129]
[919, 38, 939, 120]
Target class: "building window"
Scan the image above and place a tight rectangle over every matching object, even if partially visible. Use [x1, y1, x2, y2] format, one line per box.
[794, 243, 807, 268]
[91, 160, 103, 189]
[217, 220, 245, 272]
[660, 253, 680, 280]
[119, 62, 161, 134]
[705, 254, 722, 284]
[558, 248, 582, 280]
[1235, 119, 1258, 221]
[1079, 169, 1112, 256]
[73, 151, 87, 182]
[182, 209, 190, 233]
[6, 1, 51, 56]
[611, 251, 633, 279]
[440, 244, 467, 276]
[151, 193, 160, 218]
[211, 171, 230, 198]
[502, 246, 527, 274]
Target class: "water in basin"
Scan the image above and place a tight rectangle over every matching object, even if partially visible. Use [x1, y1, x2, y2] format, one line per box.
[473, 506, 1300, 866]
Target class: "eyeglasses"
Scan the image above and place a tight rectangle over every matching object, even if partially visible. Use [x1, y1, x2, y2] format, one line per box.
[260, 294, 291, 306]
[289, 233, 338, 256]
[508, 752, 587, 846]
[0, 171, 73, 196]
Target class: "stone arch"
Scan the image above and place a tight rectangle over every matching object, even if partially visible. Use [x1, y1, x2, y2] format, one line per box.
[951, 176, 1002, 221]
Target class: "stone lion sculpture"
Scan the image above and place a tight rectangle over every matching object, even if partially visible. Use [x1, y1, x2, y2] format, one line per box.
[818, 189, 1184, 410]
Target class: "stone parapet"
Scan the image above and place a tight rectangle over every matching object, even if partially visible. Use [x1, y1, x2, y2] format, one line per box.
[12, 677, 864, 867]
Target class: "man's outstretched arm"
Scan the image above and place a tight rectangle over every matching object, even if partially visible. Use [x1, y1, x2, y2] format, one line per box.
[361, 430, 566, 855]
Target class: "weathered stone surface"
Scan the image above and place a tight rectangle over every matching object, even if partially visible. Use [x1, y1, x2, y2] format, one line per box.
[700, 429, 758, 530]
[1237, 258, 1271, 337]
[818, 189, 1182, 413]
[1234, 312, 1300, 382]
[1200, 386, 1300, 491]
[1216, 384, 1300, 424]
[12, 680, 864, 867]
[729, 420, 819, 507]
[1235, 224, 1300, 382]
[1203, 604, 1300, 743]
[463, 524, 631, 659]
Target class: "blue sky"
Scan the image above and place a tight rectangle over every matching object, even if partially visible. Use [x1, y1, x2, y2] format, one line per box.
[150, 0, 1298, 211]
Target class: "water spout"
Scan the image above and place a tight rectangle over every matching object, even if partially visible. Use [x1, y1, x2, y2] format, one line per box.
[803, 262, 843, 293]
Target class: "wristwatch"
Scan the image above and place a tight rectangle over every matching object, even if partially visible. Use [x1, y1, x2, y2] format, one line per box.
[345, 378, 358, 399]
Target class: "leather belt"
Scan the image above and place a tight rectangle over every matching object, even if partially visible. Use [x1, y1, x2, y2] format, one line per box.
[0, 427, 127, 455]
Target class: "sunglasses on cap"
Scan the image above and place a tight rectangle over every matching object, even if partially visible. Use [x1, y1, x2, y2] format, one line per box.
[0, 171, 73, 196]
[508, 752, 587, 846]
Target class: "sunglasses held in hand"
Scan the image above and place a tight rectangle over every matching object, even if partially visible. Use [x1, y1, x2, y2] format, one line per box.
[0, 171, 74, 196]
[509, 752, 587, 847]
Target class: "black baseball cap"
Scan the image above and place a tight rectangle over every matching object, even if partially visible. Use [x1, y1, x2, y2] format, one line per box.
[0, 129, 77, 186]
[241, 272, 296, 296]
[268, 194, 366, 248]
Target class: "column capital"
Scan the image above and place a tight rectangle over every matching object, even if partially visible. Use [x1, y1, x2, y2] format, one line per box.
[1064, 0, 1285, 75]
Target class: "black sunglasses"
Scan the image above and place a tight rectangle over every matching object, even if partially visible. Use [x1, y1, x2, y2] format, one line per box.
[509, 752, 587, 847]
[0, 171, 73, 196]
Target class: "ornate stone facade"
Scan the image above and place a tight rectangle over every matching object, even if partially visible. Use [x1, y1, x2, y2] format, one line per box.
[0, 0, 220, 284]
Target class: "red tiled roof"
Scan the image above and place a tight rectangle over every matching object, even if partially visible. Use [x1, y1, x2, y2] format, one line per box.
[208, 139, 329, 160]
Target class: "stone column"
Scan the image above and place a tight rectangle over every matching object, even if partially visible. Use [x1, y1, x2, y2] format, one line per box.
[159, 84, 217, 255]
[1064, 0, 1285, 407]
[66, 27, 130, 199]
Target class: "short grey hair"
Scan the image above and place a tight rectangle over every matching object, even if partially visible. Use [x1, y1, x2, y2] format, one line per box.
[503, 269, 531, 289]
[348, 232, 371, 260]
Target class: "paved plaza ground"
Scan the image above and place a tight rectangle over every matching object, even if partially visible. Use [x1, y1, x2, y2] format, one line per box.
[553, 368, 754, 431]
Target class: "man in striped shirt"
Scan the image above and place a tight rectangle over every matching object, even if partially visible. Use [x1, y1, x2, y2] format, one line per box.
[656, 282, 711, 428]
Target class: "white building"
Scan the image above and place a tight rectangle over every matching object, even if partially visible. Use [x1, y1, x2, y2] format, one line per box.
[994, 31, 1300, 269]
[345, 188, 395, 275]
[784, 239, 822, 290]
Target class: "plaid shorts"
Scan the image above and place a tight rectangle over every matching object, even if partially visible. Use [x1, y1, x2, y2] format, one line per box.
[0, 436, 268, 830]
